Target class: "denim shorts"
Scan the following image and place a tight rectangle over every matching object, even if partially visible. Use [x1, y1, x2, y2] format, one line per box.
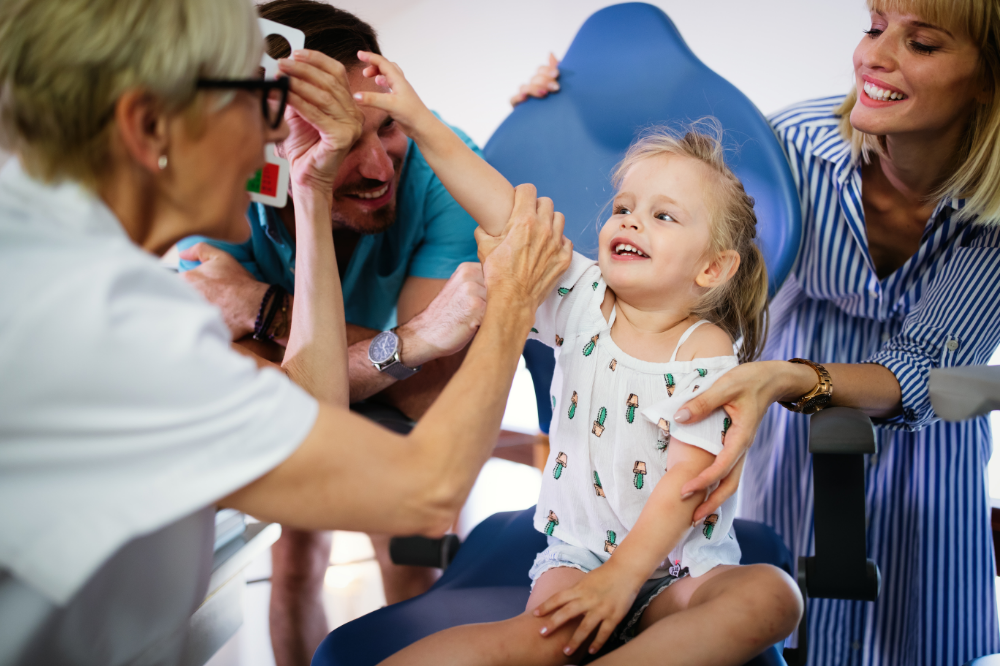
[528, 536, 687, 657]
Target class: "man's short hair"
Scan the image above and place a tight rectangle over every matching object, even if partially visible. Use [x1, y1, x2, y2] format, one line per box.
[257, 0, 381, 68]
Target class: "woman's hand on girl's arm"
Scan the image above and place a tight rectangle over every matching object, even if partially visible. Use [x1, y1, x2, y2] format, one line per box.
[277, 49, 363, 195]
[354, 51, 516, 236]
[676, 360, 903, 521]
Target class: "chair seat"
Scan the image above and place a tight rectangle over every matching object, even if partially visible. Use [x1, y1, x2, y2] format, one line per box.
[312, 508, 790, 666]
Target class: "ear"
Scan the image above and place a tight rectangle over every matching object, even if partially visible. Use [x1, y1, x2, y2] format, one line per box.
[113, 90, 170, 174]
[695, 249, 740, 289]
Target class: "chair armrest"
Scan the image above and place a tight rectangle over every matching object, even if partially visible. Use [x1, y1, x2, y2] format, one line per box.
[930, 365, 1000, 422]
[785, 407, 881, 666]
[389, 535, 462, 570]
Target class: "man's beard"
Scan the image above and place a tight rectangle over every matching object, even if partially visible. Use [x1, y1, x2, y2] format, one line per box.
[331, 197, 397, 235]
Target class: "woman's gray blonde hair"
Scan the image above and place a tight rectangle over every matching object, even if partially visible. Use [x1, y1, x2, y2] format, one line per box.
[0, 0, 263, 186]
[611, 119, 769, 364]
[836, 0, 1000, 224]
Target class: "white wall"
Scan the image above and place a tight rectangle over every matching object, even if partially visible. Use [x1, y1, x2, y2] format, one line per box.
[330, 0, 871, 147]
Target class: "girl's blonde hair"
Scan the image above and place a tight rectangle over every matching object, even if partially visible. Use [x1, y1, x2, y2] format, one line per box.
[611, 120, 769, 363]
[0, 0, 262, 187]
[835, 0, 1000, 223]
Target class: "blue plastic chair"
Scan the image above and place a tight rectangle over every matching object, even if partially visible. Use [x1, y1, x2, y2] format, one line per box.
[313, 4, 800, 665]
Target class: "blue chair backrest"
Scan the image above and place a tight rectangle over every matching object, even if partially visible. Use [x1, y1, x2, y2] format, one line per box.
[483, 2, 801, 433]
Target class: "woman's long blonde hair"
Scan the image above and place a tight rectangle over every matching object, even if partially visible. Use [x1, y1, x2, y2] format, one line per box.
[611, 120, 769, 363]
[836, 0, 1000, 223]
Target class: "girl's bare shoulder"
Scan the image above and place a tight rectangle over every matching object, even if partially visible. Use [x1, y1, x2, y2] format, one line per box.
[675, 322, 735, 362]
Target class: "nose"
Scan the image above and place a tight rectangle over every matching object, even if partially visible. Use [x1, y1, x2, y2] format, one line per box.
[860, 29, 898, 72]
[620, 216, 642, 232]
[356, 134, 395, 182]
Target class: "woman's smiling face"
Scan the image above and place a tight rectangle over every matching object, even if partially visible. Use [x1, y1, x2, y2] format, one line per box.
[850, 9, 986, 138]
[597, 153, 717, 309]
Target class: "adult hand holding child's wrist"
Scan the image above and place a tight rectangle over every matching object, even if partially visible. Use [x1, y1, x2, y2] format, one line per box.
[480, 184, 573, 314]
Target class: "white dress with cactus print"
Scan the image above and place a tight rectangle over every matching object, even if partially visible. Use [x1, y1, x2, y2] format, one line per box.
[531, 252, 742, 579]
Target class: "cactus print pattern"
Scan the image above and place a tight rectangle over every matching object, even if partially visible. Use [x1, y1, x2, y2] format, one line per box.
[557, 287, 572, 296]
[626, 394, 639, 423]
[703, 514, 718, 539]
[592, 406, 608, 437]
[555, 334, 564, 346]
[633, 461, 647, 489]
[697, 368, 708, 377]
[582, 334, 599, 356]
[604, 530, 617, 554]
[592, 281, 599, 290]
[609, 358, 617, 371]
[722, 417, 732, 444]
[568, 391, 578, 419]
[553, 452, 567, 479]
[657, 418, 670, 451]
[545, 510, 559, 536]
[594, 471, 605, 497]
[530, 327, 538, 333]
[665, 373, 675, 397]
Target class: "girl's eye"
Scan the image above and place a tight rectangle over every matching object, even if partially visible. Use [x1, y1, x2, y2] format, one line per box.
[615, 206, 631, 215]
[863, 28, 883, 39]
[656, 213, 674, 222]
[910, 40, 940, 54]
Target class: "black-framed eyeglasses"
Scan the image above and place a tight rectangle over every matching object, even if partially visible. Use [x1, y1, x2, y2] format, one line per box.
[196, 76, 290, 129]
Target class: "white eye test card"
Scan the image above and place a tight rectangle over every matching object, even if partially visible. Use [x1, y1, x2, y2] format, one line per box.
[247, 18, 305, 208]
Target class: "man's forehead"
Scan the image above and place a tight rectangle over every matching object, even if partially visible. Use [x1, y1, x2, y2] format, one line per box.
[348, 67, 391, 128]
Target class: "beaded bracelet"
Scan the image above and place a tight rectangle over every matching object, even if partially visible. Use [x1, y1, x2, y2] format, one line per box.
[253, 284, 282, 341]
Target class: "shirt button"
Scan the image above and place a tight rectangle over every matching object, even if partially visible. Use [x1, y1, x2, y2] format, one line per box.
[881, 332, 891, 342]
[946, 339, 959, 352]
[869, 288, 879, 299]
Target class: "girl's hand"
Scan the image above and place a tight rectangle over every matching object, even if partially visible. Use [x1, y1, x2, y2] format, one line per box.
[511, 53, 561, 107]
[277, 49, 364, 195]
[676, 360, 800, 521]
[533, 564, 639, 656]
[353, 51, 436, 139]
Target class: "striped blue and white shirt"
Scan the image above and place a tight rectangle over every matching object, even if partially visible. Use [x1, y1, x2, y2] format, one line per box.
[742, 96, 1000, 666]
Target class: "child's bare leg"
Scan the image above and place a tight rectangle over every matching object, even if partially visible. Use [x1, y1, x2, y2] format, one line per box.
[377, 567, 592, 666]
[591, 564, 801, 666]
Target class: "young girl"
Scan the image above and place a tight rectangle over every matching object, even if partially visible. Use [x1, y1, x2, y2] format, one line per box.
[354, 52, 802, 665]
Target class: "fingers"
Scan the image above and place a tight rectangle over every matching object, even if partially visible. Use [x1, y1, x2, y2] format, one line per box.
[565, 613, 600, 656]
[692, 454, 747, 522]
[535, 195, 555, 221]
[509, 183, 539, 224]
[681, 433, 741, 498]
[352, 89, 395, 112]
[356, 51, 404, 89]
[548, 52, 560, 70]
[552, 211, 566, 240]
[589, 619, 616, 655]
[178, 242, 217, 263]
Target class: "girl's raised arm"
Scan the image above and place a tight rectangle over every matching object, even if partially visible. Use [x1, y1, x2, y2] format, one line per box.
[353, 52, 514, 236]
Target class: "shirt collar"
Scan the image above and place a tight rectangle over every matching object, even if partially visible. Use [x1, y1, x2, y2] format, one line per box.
[0, 158, 126, 240]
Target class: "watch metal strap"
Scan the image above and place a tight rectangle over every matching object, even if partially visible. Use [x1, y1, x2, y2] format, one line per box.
[382, 358, 421, 380]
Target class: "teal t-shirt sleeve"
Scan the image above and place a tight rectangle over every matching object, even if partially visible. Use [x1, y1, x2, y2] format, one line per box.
[175, 235, 265, 283]
[406, 124, 483, 279]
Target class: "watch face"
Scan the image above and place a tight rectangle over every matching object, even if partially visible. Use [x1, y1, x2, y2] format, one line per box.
[370, 331, 399, 365]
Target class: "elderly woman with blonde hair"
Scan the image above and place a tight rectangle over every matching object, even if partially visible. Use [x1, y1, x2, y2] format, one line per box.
[0, 0, 571, 664]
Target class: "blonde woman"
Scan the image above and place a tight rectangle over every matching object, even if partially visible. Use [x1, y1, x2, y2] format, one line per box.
[523, 0, 1000, 662]
[0, 0, 570, 663]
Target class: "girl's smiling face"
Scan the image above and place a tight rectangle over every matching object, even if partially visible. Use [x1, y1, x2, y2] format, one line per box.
[598, 153, 726, 310]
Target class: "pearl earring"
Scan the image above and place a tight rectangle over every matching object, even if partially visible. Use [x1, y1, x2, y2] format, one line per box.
[157, 155, 168, 170]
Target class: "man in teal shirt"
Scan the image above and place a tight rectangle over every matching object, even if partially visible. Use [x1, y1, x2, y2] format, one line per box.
[178, 3, 487, 664]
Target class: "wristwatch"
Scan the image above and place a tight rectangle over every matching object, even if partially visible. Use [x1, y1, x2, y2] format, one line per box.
[778, 358, 833, 414]
[368, 330, 421, 380]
